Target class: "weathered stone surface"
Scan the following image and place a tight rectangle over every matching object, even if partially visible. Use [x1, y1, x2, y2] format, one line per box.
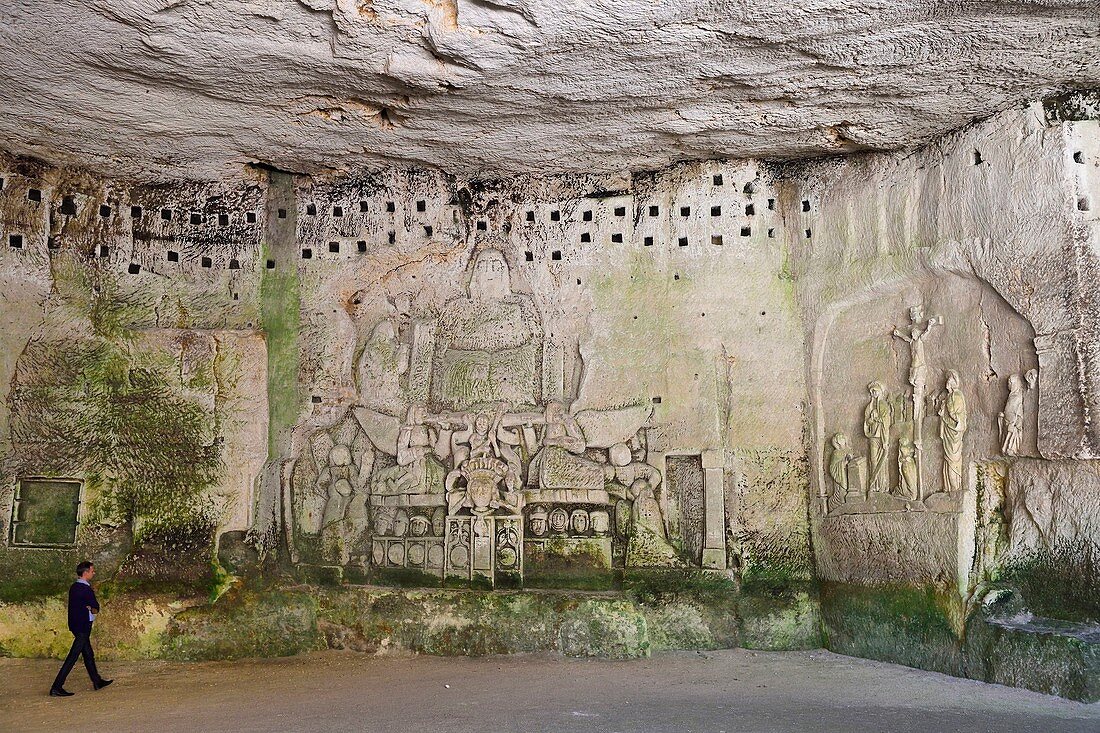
[2, 88, 1100, 702]
[820, 582, 1100, 702]
[0, 4, 1098, 180]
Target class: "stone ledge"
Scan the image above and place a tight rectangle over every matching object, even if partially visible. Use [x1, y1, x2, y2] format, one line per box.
[820, 582, 1100, 702]
[0, 581, 821, 664]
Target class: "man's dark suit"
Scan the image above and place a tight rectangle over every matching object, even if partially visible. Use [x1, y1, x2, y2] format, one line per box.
[51, 580, 104, 691]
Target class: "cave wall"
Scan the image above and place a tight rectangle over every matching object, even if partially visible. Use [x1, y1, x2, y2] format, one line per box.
[0, 154, 811, 599]
[786, 97, 1100, 697]
[0, 95, 1097, 698]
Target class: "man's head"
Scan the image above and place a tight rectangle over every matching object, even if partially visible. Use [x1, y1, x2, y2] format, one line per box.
[76, 561, 95, 580]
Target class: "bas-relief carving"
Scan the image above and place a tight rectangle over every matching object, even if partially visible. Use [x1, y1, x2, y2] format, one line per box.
[812, 278, 1058, 598]
[821, 290, 1042, 523]
[373, 405, 446, 497]
[827, 432, 852, 505]
[288, 247, 691, 581]
[432, 248, 543, 410]
[290, 412, 375, 565]
[934, 369, 968, 494]
[892, 305, 941, 499]
[863, 381, 893, 494]
[355, 294, 414, 417]
[999, 369, 1037, 457]
[897, 439, 918, 501]
[824, 304, 976, 515]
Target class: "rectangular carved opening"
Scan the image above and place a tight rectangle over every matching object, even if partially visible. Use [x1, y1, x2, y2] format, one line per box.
[665, 456, 705, 564]
[10, 478, 81, 547]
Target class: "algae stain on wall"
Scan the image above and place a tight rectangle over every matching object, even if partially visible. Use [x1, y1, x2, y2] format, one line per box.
[254, 170, 302, 549]
[260, 173, 302, 453]
[7, 252, 225, 586]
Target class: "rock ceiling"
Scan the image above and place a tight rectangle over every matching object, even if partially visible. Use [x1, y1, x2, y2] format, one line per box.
[1, 1, 1098, 181]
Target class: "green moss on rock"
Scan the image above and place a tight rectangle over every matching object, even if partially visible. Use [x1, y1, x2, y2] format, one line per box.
[163, 589, 324, 660]
[739, 586, 821, 650]
[559, 599, 650, 659]
[643, 600, 716, 651]
[819, 582, 966, 677]
[1000, 539, 1100, 624]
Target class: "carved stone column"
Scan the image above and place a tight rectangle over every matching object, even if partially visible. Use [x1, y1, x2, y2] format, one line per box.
[701, 449, 727, 569]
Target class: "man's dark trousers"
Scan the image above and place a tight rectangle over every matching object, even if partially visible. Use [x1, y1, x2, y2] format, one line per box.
[51, 580, 103, 690]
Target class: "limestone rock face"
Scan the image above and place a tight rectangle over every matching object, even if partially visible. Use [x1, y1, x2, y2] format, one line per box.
[0, 1, 1098, 180]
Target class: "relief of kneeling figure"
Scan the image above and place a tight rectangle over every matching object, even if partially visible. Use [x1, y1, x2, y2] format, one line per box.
[373, 405, 446, 496]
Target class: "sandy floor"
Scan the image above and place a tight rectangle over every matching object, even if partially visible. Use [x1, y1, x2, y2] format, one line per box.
[1, 649, 1097, 733]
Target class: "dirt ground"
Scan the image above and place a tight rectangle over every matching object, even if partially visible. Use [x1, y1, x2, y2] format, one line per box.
[1, 648, 1097, 733]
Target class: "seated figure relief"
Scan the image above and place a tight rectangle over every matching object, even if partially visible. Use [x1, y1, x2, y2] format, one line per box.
[372, 405, 447, 497]
[528, 400, 605, 492]
[604, 442, 667, 541]
[291, 247, 687, 578]
[432, 249, 543, 410]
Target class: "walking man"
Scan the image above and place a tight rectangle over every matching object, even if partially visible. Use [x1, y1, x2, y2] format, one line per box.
[49, 561, 112, 696]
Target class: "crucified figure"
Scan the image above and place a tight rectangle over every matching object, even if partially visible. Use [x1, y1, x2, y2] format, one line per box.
[892, 304, 942, 500]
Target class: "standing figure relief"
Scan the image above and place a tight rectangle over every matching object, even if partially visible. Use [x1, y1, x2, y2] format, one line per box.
[935, 369, 968, 495]
[863, 381, 893, 494]
[999, 369, 1037, 457]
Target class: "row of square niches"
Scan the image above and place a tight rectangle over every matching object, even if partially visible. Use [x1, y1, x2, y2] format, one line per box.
[84, 201, 259, 226]
[1, 182, 810, 224]
[298, 227, 812, 260]
[632, 227, 811, 247]
[8, 221, 814, 256]
[263, 173, 761, 218]
[304, 201, 403, 216]
[2, 232, 255, 265]
[0, 184, 264, 226]
[88, 246, 245, 273]
[517, 199, 792, 224]
[576, 227, 784, 245]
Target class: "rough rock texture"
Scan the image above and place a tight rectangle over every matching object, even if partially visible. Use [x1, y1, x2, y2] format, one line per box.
[2, 88, 1100, 700]
[796, 96, 1100, 700]
[0, 583, 818, 662]
[1, 2, 1099, 180]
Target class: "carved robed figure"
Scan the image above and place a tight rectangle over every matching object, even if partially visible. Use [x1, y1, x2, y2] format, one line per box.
[432, 249, 543, 410]
[937, 370, 967, 494]
[863, 381, 893, 493]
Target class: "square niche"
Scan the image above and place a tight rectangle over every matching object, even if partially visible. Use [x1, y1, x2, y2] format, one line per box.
[10, 478, 81, 547]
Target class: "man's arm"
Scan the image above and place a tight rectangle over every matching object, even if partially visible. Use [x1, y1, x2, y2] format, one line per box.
[85, 585, 100, 612]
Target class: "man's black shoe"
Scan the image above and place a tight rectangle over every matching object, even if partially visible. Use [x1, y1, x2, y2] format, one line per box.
[93, 679, 113, 690]
[49, 688, 74, 697]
